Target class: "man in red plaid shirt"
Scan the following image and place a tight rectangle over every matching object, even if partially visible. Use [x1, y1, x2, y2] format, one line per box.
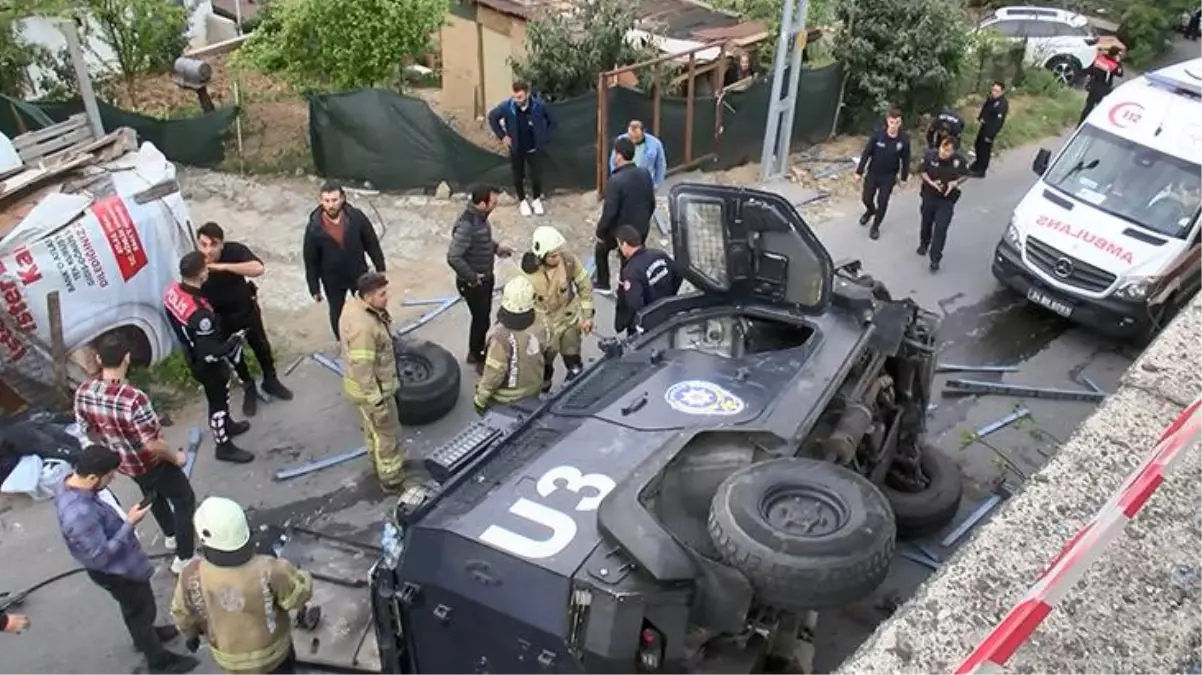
[74, 333, 197, 575]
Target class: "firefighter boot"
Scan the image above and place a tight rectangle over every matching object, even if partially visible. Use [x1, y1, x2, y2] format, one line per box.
[563, 354, 584, 381]
[241, 381, 258, 418]
[211, 412, 254, 463]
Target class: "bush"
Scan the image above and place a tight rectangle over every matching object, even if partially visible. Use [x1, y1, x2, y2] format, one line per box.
[0, 16, 39, 98]
[511, 0, 658, 102]
[235, 0, 448, 92]
[833, 0, 974, 130]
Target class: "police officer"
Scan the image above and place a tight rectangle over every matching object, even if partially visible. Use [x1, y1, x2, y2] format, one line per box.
[338, 272, 405, 489]
[521, 225, 595, 385]
[926, 108, 965, 150]
[474, 276, 555, 413]
[171, 496, 313, 675]
[855, 107, 911, 240]
[164, 252, 254, 463]
[1079, 47, 1124, 126]
[196, 222, 293, 418]
[614, 225, 681, 336]
[970, 81, 1009, 178]
[916, 137, 969, 273]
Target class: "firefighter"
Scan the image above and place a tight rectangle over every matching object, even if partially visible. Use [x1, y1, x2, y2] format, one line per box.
[520, 225, 595, 385]
[474, 276, 555, 414]
[171, 496, 313, 675]
[338, 272, 405, 489]
[164, 252, 254, 463]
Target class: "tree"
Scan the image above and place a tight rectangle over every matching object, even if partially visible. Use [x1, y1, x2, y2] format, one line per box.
[512, 0, 658, 102]
[0, 15, 40, 98]
[832, 0, 973, 129]
[83, 0, 189, 101]
[234, 0, 448, 92]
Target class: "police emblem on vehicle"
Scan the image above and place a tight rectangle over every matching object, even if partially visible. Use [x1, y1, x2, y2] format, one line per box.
[665, 380, 746, 415]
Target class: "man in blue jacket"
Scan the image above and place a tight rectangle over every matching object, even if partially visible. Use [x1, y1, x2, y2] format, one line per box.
[488, 81, 555, 217]
[609, 120, 667, 234]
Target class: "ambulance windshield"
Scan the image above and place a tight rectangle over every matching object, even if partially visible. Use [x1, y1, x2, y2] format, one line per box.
[1044, 125, 1200, 239]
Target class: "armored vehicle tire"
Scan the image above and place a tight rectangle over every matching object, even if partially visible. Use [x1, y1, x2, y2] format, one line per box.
[882, 444, 964, 539]
[393, 339, 460, 425]
[707, 458, 896, 610]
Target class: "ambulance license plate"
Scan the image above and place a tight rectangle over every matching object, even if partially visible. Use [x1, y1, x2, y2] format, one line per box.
[1027, 288, 1073, 317]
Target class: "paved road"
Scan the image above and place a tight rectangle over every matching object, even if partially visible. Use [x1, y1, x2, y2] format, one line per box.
[14, 39, 1202, 668]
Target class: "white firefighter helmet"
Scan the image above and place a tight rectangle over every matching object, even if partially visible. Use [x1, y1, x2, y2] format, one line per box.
[194, 496, 251, 552]
[531, 225, 566, 259]
[500, 275, 536, 314]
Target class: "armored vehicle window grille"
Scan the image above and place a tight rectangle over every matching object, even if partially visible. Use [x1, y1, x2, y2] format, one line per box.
[556, 361, 652, 412]
[1025, 237, 1117, 292]
[437, 426, 565, 517]
[682, 199, 729, 288]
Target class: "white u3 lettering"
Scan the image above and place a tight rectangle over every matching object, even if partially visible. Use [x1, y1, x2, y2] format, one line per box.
[478, 465, 616, 559]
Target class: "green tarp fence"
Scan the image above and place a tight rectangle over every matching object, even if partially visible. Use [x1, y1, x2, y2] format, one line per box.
[309, 62, 844, 192]
[0, 95, 237, 167]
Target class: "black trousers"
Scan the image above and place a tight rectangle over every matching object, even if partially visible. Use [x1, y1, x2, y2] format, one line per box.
[196, 367, 235, 446]
[324, 285, 352, 341]
[861, 173, 897, 227]
[131, 462, 196, 559]
[593, 237, 619, 290]
[919, 198, 956, 263]
[511, 151, 544, 202]
[225, 303, 276, 379]
[1079, 90, 1107, 126]
[86, 571, 169, 665]
[971, 130, 995, 174]
[267, 648, 298, 674]
[457, 275, 495, 361]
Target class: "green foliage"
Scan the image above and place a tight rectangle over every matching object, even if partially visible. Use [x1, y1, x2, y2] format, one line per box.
[708, 0, 836, 59]
[83, 0, 190, 98]
[0, 15, 39, 98]
[234, 0, 448, 93]
[511, 0, 658, 102]
[833, 0, 973, 130]
[129, 349, 262, 410]
[1115, 1, 1172, 67]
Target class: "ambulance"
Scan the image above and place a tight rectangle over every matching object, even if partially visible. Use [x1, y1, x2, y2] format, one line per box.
[992, 58, 1201, 341]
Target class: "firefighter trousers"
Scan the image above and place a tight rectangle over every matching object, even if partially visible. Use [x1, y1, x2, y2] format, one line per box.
[357, 396, 405, 487]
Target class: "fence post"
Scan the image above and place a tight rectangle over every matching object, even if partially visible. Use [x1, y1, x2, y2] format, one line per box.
[47, 291, 69, 409]
[685, 52, 696, 165]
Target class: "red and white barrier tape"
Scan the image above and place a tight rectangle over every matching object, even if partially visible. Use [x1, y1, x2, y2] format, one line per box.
[955, 397, 1202, 675]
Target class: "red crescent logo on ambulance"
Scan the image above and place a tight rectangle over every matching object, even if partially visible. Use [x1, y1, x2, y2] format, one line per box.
[1107, 102, 1144, 129]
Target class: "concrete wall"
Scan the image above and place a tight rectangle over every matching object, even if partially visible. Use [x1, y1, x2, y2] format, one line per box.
[440, 3, 525, 118]
[839, 296, 1202, 673]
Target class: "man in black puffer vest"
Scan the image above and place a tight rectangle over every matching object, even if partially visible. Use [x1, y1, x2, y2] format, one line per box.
[303, 181, 387, 340]
[447, 185, 513, 373]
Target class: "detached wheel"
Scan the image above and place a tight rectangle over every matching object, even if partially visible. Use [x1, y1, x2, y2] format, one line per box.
[393, 338, 460, 425]
[707, 458, 895, 610]
[882, 444, 963, 539]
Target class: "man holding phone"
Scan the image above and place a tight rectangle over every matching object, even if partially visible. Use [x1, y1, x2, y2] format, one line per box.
[75, 333, 198, 575]
[165, 253, 256, 465]
[54, 445, 198, 673]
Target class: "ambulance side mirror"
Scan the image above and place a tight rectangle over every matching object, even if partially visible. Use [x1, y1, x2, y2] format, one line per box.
[1032, 148, 1051, 176]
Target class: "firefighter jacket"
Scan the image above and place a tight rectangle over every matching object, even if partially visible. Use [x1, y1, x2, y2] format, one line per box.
[525, 251, 595, 335]
[170, 555, 313, 675]
[474, 318, 554, 409]
[163, 281, 241, 375]
[338, 296, 398, 405]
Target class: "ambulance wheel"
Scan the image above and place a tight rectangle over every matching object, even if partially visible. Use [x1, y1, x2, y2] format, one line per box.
[393, 339, 460, 425]
[708, 458, 896, 610]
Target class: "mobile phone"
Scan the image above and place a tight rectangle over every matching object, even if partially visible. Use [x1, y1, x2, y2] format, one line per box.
[138, 492, 157, 509]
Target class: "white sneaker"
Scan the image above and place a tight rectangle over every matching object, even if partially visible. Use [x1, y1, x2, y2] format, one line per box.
[170, 556, 194, 575]
[164, 535, 177, 550]
[531, 198, 545, 216]
[519, 200, 533, 217]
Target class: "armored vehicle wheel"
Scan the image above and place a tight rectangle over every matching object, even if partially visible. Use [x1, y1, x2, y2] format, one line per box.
[393, 339, 460, 425]
[707, 458, 895, 610]
[882, 444, 963, 539]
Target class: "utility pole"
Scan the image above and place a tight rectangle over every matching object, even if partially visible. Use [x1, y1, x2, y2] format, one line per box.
[759, 0, 809, 183]
[60, 17, 105, 139]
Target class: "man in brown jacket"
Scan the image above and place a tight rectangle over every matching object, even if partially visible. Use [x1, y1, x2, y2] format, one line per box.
[171, 496, 312, 674]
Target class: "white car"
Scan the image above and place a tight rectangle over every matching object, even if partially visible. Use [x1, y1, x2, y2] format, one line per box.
[977, 6, 1102, 86]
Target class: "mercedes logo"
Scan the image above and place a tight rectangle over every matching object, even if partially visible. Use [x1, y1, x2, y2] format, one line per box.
[1053, 258, 1074, 278]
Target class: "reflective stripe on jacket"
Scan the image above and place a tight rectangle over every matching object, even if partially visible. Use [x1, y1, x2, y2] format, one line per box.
[526, 250, 594, 335]
[338, 296, 398, 404]
[474, 319, 553, 408]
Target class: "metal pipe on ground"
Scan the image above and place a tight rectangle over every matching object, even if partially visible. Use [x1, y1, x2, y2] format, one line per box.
[273, 446, 368, 481]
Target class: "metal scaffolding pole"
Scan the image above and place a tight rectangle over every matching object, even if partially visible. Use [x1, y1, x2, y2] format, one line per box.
[758, 0, 810, 183]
